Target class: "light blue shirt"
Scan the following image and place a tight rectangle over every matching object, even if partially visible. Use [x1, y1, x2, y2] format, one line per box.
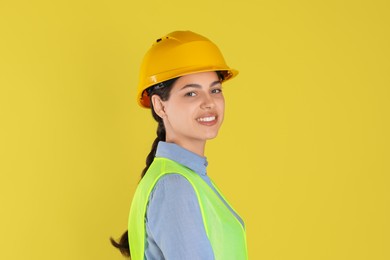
[144, 141, 244, 260]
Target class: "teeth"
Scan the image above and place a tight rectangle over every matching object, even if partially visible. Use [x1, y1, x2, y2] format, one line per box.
[197, 116, 216, 122]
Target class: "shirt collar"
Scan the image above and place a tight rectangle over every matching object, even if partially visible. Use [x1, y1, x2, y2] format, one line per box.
[155, 141, 208, 176]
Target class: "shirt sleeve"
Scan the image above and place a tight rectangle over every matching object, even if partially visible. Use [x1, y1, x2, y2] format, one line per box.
[145, 174, 215, 260]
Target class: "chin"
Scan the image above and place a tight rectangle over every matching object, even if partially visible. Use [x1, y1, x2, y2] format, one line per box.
[204, 132, 219, 140]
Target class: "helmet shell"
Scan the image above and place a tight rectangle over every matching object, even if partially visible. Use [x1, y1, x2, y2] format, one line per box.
[136, 31, 238, 108]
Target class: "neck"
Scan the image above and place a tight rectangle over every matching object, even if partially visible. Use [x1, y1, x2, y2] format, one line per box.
[166, 138, 206, 157]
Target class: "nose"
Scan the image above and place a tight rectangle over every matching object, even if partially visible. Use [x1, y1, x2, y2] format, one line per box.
[200, 93, 215, 109]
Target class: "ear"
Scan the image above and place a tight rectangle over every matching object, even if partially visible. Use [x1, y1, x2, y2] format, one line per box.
[151, 95, 166, 118]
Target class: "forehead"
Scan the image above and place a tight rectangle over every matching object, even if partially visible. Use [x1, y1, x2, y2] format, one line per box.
[172, 71, 220, 90]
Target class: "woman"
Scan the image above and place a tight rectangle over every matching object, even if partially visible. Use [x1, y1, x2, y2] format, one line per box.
[112, 31, 248, 260]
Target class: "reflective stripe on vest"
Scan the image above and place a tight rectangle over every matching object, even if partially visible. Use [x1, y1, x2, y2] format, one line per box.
[128, 157, 248, 260]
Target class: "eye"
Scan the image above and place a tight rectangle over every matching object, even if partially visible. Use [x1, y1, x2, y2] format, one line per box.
[185, 91, 197, 97]
[211, 88, 222, 94]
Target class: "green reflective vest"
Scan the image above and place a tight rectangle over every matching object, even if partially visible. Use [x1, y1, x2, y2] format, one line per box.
[128, 157, 248, 260]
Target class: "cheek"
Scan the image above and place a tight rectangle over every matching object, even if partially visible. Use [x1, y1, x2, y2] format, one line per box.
[218, 98, 225, 114]
[166, 104, 193, 123]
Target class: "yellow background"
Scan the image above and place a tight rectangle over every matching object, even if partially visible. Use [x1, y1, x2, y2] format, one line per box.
[1, 0, 389, 259]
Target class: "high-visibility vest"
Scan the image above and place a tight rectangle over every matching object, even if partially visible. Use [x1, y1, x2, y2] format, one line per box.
[128, 157, 248, 260]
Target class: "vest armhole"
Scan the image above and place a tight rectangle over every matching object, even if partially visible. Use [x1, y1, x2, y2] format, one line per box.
[151, 159, 211, 238]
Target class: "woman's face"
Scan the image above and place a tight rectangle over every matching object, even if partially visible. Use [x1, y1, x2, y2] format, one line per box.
[154, 71, 225, 153]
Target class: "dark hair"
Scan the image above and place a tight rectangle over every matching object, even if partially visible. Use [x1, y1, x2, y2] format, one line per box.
[110, 77, 177, 258]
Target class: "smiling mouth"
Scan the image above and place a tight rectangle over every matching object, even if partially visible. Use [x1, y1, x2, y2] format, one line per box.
[197, 116, 216, 122]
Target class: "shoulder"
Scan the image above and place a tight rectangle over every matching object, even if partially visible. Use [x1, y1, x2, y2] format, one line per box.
[155, 173, 192, 187]
[146, 173, 202, 228]
[145, 175, 215, 259]
[148, 173, 196, 204]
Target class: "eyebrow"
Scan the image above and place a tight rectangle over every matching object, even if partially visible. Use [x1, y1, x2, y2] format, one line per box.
[180, 80, 221, 90]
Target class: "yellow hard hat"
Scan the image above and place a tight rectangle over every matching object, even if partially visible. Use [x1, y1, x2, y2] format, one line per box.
[136, 30, 238, 108]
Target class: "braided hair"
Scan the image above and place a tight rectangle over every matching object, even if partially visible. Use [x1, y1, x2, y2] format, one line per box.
[110, 77, 177, 257]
